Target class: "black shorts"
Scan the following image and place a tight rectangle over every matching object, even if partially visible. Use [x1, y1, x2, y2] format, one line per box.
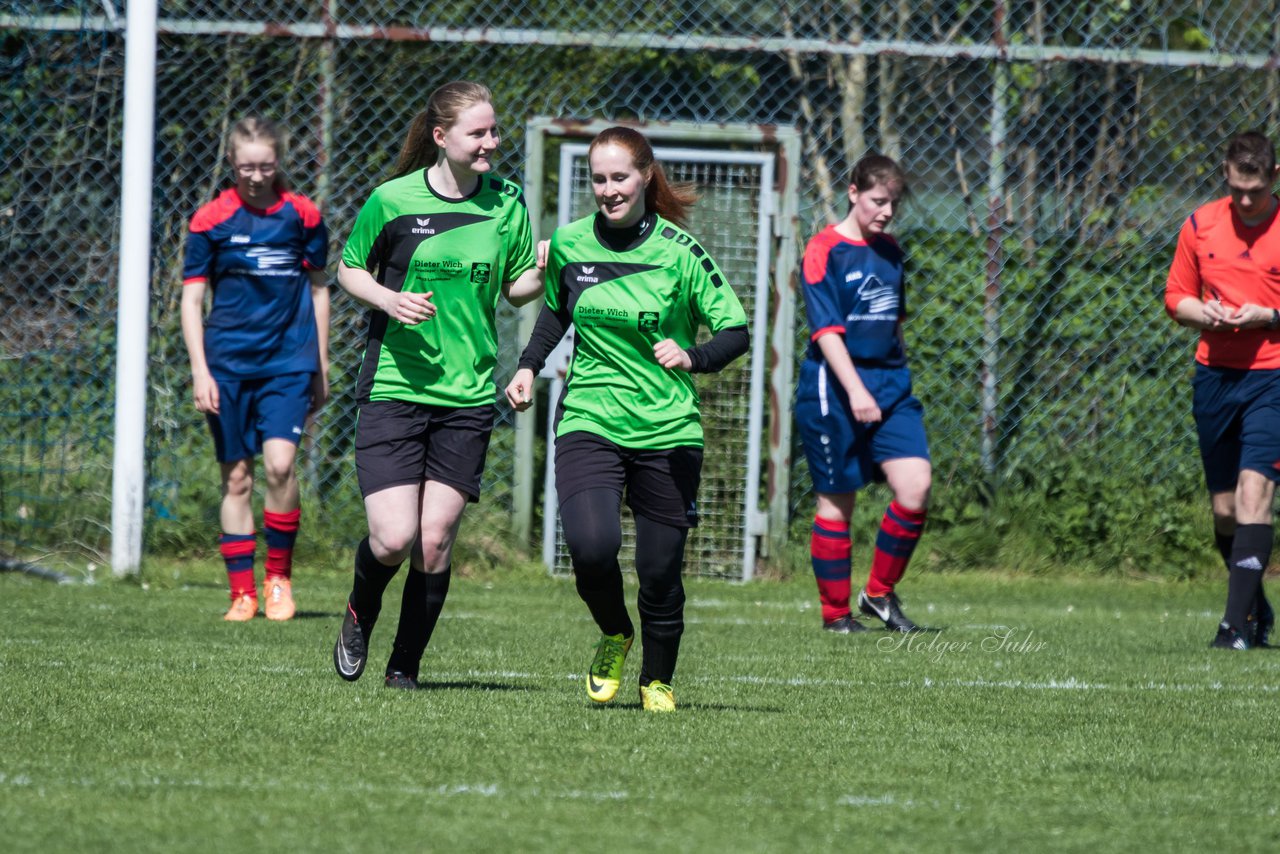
[1192, 364, 1280, 493]
[554, 430, 703, 528]
[355, 400, 494, 501]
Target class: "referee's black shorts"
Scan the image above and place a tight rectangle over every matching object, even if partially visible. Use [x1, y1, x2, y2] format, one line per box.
[355, 399, 494, 502]
[554, 430, 702, 528]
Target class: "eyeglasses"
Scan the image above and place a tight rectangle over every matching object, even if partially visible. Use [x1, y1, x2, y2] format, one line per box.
[234, 162, 278, 177]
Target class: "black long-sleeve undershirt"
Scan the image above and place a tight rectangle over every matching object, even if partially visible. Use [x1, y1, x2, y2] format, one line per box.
[517, 308, 748, 376]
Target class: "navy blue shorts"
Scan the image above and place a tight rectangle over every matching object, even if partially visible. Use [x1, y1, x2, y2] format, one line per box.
[795, 362, 930, 494]
[206, 371, 313, 463]
[1192, 363, 1280, 493]
[553, 431, 702, 528]
[354, 400, 494, 501]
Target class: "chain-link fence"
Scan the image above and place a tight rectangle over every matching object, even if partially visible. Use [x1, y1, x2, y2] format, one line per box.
[4, 2, 1278, 572]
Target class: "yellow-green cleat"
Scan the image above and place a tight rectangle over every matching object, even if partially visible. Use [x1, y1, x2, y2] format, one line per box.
[639, 680, 676, 713]
[586, 632, 633, 702]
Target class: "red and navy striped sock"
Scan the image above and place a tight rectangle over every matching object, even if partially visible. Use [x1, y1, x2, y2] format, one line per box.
[219, 532, 257, 600]
[811, 516, 852, 623]
[263, 507, 300, 580]
[866, 501, 927, 597]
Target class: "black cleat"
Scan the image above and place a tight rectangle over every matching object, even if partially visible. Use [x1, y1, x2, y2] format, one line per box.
[1211, 621, 1251, 651]
[384, 670, 419, 690]
[333, 601, 371, 681]
[1249, 590, 1274, 648]
[823, 613, 869, 634]
[858, 589, 920, 633]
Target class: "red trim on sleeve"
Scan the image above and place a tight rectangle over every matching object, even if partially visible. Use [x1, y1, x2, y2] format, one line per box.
[802, 227, 840, 285]
[810, 326, 844, 341]
[283, 192, 323, 228]
[188, 188, 242, 233]
[183, 276, 208, 286]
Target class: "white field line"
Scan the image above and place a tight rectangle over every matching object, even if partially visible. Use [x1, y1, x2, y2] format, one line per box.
[0, 770, 905, 812]
[393, 668, 1280, 695]
[0, 771, 627, 802]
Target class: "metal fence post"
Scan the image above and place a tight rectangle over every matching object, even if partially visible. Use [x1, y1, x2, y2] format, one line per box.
[981, 2, 1010, 488]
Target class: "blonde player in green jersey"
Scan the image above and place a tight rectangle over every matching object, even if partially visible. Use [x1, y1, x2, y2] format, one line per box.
[507, 127, 749, 712]
[332, 81, 545, 689]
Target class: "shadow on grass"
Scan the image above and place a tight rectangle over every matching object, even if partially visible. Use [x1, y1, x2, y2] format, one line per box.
[289, 610, 335, 620]
[415, 680, 534, 692]
[589, 701, 784, 714]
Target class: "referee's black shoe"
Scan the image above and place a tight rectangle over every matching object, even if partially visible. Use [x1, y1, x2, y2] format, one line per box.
[823, 613, 869, 634]
[333, 601, 371, 681]
[1211, 621, 1250, 651]
[384, 669, 419, 690]
[858, 589, 920, 633]
[1248, 590, 1274, 648]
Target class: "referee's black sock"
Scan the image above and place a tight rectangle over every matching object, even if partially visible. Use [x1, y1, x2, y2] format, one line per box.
[1224, 524, 1272, 632]
[350, 536, 401, 631]
[387, 567, 451, 680]
[1214, 529, 1235, 568]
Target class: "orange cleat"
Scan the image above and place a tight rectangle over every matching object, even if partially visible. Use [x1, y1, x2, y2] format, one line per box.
[224, 593, 258, 622]
[263, 576, 296, 621]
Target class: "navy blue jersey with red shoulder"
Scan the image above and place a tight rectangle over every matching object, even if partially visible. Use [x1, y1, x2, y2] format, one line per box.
[183, 187, 328, 380]
[800, 225, 906, 368]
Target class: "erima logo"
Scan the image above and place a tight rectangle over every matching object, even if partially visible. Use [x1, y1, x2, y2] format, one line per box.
[417, 217, 431, 226]
[291, 425, 303, 435]
[1235, 556, 1265, 571]
[582, 265, 595, 274]
[230, 234, 251, 244]
[845, 270, 863, 283]
[576, 264, 599, 283]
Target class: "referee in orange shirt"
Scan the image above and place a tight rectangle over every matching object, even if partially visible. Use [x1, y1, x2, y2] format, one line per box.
[1166, 130, 1280, 650]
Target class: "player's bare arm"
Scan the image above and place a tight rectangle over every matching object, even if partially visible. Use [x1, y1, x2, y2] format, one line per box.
[502, 239, 549, 306]
[337, 260, 436, 324]
[179, 279, 219, 415]
[815, 332, 881, 423]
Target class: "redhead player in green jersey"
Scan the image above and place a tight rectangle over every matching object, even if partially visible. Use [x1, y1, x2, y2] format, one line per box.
[332, 81, 545, 689]
[1166, 130, 1280, 650]
[507, 127, 749, 712]
[180, 117, 330, 623]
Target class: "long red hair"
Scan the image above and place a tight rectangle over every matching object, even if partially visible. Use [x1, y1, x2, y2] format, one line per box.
[588, 126, 697, 229]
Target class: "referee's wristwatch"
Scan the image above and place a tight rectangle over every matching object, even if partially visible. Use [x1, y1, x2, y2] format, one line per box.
[1270, 308, 1280, 330]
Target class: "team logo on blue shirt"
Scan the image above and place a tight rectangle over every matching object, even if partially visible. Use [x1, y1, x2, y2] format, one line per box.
[856, 275, 898, 314]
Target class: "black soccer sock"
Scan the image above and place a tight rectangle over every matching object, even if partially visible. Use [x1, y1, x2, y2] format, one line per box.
[1215, 530, 1235, 569]
[1224, 524, 1272, 631]
[634, 514, 689, 686]
[386, 567, 451, 680]
[349, 536, 401, 632]
[561, 490, 634, 638]
[1213, 527, 1267, 626]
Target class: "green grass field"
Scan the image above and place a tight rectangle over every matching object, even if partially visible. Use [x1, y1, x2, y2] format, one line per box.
[3, 564, 1278, 852]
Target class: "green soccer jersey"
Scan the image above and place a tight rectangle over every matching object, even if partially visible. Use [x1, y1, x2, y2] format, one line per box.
[546, 212, 748, 448]
[342, 169, 536, 407]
